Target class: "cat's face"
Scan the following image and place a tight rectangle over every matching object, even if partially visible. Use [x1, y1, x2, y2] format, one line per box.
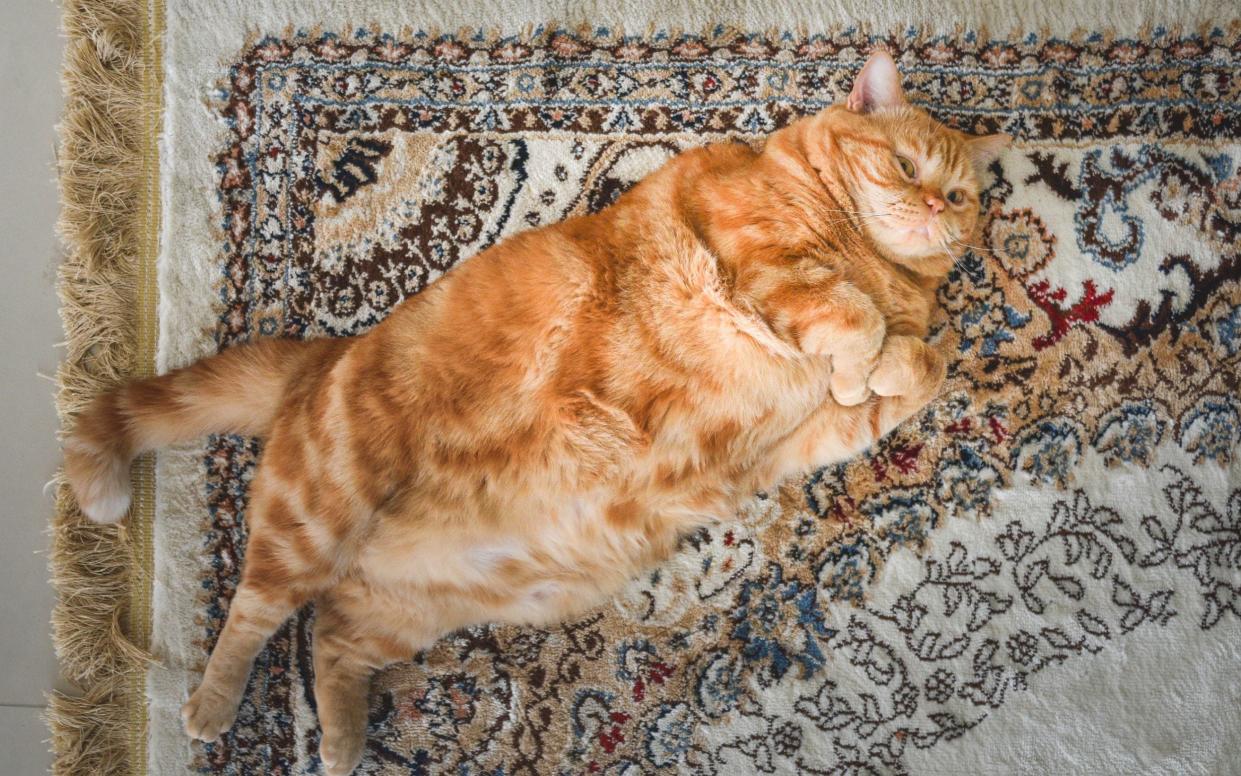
[829, 52, 1008, 271]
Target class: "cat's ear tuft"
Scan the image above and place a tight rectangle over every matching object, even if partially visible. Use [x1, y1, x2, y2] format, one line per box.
[966, 133, 1012, 171]
[846, 51, 904, 113]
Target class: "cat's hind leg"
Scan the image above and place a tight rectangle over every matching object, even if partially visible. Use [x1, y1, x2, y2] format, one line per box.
[311, 587, 438, 776]
[182, 438, 354, 742]
[312, 600, 381, 776]
[181, 566, 305, 741]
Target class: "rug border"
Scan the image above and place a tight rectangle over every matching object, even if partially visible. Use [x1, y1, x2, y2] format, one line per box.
[48, 1, 163, 775]
[162, 0, 1238, 39]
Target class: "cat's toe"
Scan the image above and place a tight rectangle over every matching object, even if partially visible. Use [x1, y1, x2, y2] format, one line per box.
[867, 336, 945, 398]
[320, 730, 366, 776]
[182, 686, 240, 743]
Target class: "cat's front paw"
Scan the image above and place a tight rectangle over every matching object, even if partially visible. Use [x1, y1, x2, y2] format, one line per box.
[805, 307, 884, 407]
[800, 301, 886, 360]
[830, 368, 875, 406]
[868, 336, 945, 398]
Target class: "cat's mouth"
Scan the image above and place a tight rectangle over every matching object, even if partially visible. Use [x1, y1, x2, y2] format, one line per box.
[864, 213, 952, 260]
[899, 220, 940, 244]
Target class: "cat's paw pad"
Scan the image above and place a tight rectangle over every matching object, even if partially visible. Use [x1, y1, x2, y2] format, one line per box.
[320, 729, 366, 776]
[182, 686, 240, 743]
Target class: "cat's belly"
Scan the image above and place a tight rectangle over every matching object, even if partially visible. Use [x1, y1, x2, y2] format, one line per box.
[355, 493, 689, 632]
[350, 367, 825, 640]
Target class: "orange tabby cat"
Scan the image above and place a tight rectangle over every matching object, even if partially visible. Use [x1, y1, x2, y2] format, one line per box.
[65, 51, 1006, 775]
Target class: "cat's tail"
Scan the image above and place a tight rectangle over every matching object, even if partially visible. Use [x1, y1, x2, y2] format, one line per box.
[65, 338, 335, 523]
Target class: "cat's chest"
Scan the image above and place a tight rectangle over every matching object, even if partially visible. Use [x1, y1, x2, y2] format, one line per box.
[867, 275, 934, 336]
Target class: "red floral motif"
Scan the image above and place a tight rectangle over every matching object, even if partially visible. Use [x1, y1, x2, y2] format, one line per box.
[632, 661, 674, 702]
[1026, 278, 1116, 350]
[947, 418, 972, 434]
[871, 442, 925, 481]
[890, 443, 924, 474]
[828, 494, 859, 525]
[990, 417, 1009, 444]
[597, 711, 630, 753]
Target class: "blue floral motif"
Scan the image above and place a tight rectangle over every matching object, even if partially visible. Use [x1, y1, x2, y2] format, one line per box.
[815, 536, 878, 605]
[1212, 304, 1241, 356]
[936, 443, 1002, 518]
[801, 463, 847, 518]
[1093, 401, 1167, 466]
[863, 488, 939, 553]
[957, 287, 1032, 356]
[644, 703, 694, 767]
[1203, 152, 1235, 183]
[1178, 395, 1241, 465]
[730, 563, 831, 682]
[1010, 416, 1085, 486]
[1075, 148, 1153, 269]
[694, 651, 744, 718]
[570, 688, 620, 741]
[1073, 145, 1227, 271]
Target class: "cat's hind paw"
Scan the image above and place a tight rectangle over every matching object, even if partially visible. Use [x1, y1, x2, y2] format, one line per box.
[182, 685, 241, 743]
[320, 728, 366, 776]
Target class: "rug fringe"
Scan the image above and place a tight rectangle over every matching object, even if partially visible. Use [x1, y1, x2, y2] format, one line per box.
[51, 1, 153, 774]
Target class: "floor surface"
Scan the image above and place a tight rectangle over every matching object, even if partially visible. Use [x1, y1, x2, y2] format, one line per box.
[1, 1, 71, 772]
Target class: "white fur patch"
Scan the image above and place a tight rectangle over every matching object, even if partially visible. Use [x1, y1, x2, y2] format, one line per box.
[467, 541, 529, 572]
[80, 483, 132, 524]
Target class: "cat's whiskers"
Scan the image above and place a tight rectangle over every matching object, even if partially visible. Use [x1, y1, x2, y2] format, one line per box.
[948, 236, 999, 255]
[937, 237, 970, 272]
[823, 212, 888, 228]
[820, 208, 889, 217]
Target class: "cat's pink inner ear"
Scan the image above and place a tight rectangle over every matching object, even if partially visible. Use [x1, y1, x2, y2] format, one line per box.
[966, 133, 1013, 170]
[846, 51, 904, 113]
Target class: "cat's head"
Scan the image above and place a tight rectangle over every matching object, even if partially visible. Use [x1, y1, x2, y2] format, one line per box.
[816, 51, 1009, 273]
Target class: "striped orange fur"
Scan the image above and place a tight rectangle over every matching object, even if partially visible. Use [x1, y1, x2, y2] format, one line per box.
[65, 52, 1005, 775]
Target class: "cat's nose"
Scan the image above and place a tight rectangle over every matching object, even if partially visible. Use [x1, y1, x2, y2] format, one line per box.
[924, 193, 946, 216]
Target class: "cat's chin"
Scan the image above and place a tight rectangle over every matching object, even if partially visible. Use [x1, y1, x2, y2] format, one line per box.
[892, 221, 947, 251]
[861, 224, 956, 275]
[871, 236, 958, 276]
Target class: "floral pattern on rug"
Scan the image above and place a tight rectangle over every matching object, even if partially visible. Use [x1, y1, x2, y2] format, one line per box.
[193, 26, 1241, 774]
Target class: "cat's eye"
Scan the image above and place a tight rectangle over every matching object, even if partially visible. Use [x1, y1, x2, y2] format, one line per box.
[896, 155, 916, 179]
[946, 189, 965, 205]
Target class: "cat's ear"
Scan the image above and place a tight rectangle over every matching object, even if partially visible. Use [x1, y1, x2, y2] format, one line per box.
[846, 51, 904, 113]
[966, 133, 1012, 171]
